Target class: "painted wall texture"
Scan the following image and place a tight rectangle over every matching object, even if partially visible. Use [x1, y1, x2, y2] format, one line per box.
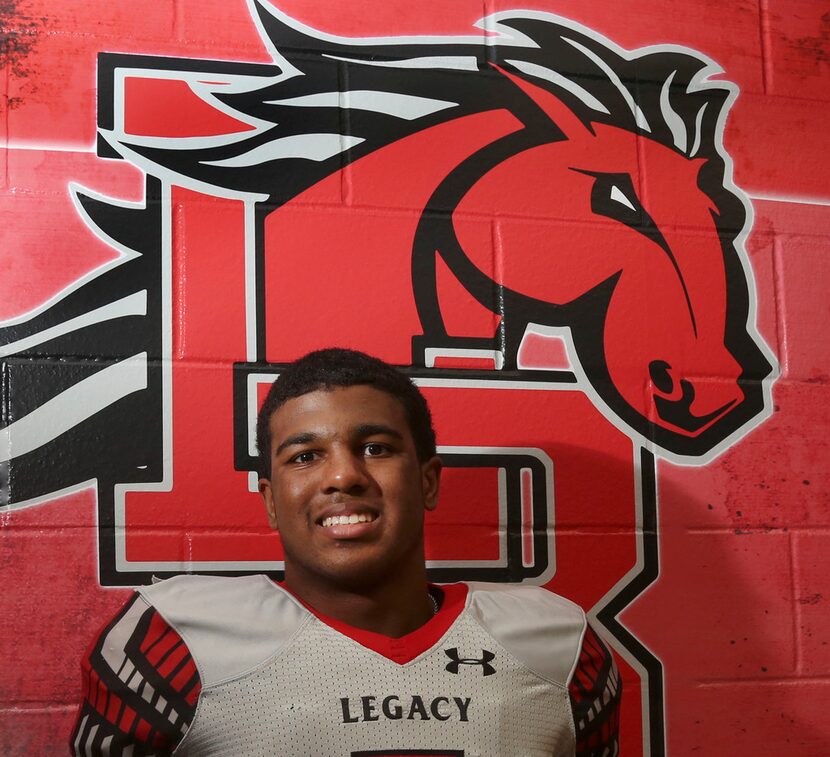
[0, 0, 828, 754]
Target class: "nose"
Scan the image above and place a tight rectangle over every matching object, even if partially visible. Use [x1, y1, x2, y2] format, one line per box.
[649, 360, 744, 434]
[321, 448, 370, 494]
[649, 360, 678, 398]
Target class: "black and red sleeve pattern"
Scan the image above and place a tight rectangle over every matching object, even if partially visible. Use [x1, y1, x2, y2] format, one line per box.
[70, 594, 201, 756]
[568, 624, 622, 757]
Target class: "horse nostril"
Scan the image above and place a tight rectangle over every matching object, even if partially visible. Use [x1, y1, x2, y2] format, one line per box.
[649, 360, 674, 394]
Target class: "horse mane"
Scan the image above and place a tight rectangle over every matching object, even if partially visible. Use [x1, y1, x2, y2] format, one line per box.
[106, 1, 740, 210]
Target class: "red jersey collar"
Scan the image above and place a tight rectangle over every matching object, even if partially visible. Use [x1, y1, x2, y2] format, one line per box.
[281, 583, 469, 665]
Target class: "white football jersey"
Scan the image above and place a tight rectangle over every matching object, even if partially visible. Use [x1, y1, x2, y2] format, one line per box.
[135, 575, 589, 756]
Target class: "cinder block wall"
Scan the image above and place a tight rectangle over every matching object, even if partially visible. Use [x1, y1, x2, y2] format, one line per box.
[0, 1, 828, 754]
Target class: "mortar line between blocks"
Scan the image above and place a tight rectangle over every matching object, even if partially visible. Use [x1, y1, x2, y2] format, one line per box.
[3, 65, 9, 189]
[770, 235, 787, 378]
[697, 673, 830, 687]
[757, 0, 773, 95]
[173, 0, 185, 41]
[788, 530, 803, 675]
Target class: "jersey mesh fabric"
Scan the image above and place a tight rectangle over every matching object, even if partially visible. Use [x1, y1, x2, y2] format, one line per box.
[179, 613, 574, 757]
[70, 578, 621, 756]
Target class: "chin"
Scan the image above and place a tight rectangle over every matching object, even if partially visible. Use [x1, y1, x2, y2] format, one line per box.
[325, 556, 394, 592]
[285, 548, 387, 592]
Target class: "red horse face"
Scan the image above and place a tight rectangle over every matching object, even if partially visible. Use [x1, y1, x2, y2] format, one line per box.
[453, 71, 755, 447]
[599, 135, 743, 437]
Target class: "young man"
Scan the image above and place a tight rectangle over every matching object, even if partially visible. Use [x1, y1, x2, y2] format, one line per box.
[71, 348, 621, 756]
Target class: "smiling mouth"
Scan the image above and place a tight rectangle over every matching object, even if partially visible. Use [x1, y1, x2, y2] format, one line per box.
[320, 512, 378, 528]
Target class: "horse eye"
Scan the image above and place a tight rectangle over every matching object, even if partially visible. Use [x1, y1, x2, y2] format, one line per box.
[575, 168, 672, 257]
[586, 171, 644, 227]
[571, 168, 648, 227]
[609, 184, 636, 211]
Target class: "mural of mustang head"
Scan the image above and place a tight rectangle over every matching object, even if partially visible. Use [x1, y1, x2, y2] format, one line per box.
[97, 0, 776, 459]
[420, 64, 770, 457]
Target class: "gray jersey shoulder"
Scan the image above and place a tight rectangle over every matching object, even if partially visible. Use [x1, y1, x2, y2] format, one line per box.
[138, 574, 311, 687]
[465, 581, 587, 688]
[139, 576, 586, 689]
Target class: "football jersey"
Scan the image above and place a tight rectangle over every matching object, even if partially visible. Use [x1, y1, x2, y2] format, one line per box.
[71, 576, 621, 756]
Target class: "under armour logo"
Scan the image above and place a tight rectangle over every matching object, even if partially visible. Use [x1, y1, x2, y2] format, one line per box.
[444, 648, 496, 676]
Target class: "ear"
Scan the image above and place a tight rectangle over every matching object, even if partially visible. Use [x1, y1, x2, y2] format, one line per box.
[491, 63, 593, 140]
[421, 455, 442, 512]
[258, 477, 279, 531]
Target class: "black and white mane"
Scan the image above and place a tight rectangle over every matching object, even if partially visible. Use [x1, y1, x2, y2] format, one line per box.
[107, 0, 741, 216]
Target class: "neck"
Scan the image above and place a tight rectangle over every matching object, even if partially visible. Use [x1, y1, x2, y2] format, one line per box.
[283, 568, 435, 638]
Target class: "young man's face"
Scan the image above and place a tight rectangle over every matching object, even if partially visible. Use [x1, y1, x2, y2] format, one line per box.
[258, 385, 441, 594]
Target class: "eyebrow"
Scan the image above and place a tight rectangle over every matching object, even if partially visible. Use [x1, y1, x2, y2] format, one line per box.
[275, 432, 318, 457]
[353, 424, 404, 442]
[274, 424, 404, 457]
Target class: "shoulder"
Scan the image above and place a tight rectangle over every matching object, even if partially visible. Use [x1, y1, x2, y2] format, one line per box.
[462, 582, 587, 687]
[139, 572, 292, 613]
[72, 594, 200, 755]
[570, 624, 622, 754]
[137, 574, 311, 687]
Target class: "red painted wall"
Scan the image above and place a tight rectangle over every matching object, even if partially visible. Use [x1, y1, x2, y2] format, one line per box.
[1, 0, 828, 754]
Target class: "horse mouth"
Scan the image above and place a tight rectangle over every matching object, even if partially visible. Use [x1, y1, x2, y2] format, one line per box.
[653, 378, 737, 434]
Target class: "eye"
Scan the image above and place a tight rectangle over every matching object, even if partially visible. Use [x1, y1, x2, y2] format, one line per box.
[290, 450, 319, 464]
[572, 168, 672, 251]
[363, 443, 388, 457]
[588, 171, 644, 225]
[609, 183, 636, 211]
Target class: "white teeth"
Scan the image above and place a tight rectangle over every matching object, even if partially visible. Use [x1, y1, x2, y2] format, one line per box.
[321, 513, 376, 528]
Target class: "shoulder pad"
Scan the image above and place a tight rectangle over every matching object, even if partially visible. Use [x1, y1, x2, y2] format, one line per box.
[464, 582, 587, 687]
[138, 574, 309, 687]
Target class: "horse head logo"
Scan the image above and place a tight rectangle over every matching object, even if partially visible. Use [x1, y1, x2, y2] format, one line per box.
[406, 57, 777, 459]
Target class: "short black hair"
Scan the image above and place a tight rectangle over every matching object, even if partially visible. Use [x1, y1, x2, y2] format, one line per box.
[256, 348, 437, 478]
